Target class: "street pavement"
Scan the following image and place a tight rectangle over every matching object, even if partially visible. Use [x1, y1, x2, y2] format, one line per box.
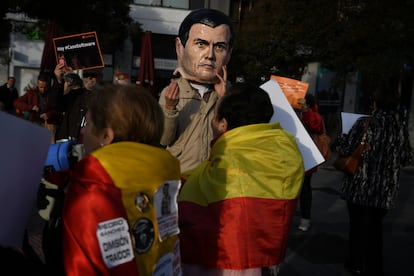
[26, 156, 414, 276]
[279, 157, 414, 276]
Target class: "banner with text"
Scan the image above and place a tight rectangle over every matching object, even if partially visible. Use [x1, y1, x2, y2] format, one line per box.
[270, 75, 309, 109]
[53, 31, 104, 71]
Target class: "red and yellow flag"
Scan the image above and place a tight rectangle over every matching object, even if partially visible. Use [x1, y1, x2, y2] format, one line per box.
[179, 123, 304, 269]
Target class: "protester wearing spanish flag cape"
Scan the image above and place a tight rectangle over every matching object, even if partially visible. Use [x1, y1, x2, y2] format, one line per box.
[60, 85, 183, 276]
[178, 82, 305, 274]
[63, 142, 182, 276]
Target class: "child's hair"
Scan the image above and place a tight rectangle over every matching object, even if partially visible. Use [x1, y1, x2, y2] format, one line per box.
[216, 82, 274, 130]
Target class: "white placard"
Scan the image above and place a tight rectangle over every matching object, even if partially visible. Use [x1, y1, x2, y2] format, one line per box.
[340, 112, 369, 134]
[260, 79, 324, 171]
[0, 112, 51, 247]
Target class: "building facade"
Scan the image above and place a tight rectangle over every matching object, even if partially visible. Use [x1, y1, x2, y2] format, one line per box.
[2, 0, 413, 149]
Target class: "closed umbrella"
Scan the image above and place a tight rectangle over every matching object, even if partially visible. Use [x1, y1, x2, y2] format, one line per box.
[40, 21, 57, 75]
[136, 31, 155, 95]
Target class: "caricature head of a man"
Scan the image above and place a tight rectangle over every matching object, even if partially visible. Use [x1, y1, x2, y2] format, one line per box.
[176, 9, 234, 84]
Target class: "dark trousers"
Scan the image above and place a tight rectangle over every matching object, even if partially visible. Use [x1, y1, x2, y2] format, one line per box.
[347, 201, 387, 276]
[299, 174, 312, 219]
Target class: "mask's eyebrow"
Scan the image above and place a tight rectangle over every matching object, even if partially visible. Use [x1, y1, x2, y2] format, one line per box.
[194, 38, 209, 45]
[214, 41, 228, 49]
[194, 38, 228, 49]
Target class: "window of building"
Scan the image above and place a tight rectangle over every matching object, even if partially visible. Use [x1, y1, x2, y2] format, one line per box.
[133, 0, 189, 9]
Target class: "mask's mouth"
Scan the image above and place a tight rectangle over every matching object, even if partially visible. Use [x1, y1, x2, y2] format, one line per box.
[177, 67, 220, 85]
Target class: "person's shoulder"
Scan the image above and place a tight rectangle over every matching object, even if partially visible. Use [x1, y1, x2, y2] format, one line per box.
[358, 115, 371, 123]
[353, 116, 371, 129]
[0, 84, 8, 91]
[17, 89, 34, 97]
[162, 77, 193, 94]
[72, 154, 104, 180]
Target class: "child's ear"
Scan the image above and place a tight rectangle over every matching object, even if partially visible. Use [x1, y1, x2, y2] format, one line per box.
[220, 118, 228, 133]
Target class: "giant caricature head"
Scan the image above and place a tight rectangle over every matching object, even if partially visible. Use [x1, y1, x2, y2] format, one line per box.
[176, 9, 234, 84]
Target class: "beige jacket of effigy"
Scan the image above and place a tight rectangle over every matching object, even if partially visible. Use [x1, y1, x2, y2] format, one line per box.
[159, 77, 218, 172]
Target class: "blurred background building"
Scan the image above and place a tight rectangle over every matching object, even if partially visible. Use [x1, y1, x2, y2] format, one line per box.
[1, 0, 413, 147]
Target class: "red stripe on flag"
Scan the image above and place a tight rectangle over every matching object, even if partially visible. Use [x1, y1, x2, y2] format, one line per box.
[179, 197, 297, 269]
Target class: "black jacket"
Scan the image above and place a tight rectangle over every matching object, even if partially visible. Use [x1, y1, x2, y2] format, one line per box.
[55, 87, 88, 142]
[0, 83, 18, 113]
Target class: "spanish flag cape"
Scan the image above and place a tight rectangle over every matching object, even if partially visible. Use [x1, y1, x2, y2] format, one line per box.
[178, 123, 304, 269]
[63, 142, 181, 276]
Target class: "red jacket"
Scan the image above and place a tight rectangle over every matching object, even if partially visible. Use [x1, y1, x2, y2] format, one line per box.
[301, 106, 323, 173]
[63, 142, 182, 276]
[14, 89, 61, 124]
[301, 106, 323, 135]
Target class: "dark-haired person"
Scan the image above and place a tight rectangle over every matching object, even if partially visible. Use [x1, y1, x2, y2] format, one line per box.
[61, 84, 182, 275]
[178, 82, 304, 276]
[54, 72, 87, 142]
[159, 8, 234, 172]
[336, 77, 413, 276]
[13, 72, 61, 126]
[52, 64, 103, 142]
[295, 94, 324, 232]
[0, 76, 19, 114]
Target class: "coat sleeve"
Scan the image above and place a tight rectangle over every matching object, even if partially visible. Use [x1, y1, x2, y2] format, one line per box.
[13, 91, 34, 111]
[159, 86, 179, 146]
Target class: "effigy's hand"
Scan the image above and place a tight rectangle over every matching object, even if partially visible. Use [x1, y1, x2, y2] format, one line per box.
[164, 79, 180, 110]
[215, 65, 228, 97]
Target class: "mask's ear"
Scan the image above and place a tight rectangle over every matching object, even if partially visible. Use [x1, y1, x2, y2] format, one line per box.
[175, 37, 184, 67]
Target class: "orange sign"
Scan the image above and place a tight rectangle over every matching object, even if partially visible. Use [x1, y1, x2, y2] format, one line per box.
[53, 31, 104, 71]
[271, 75, 309, 109]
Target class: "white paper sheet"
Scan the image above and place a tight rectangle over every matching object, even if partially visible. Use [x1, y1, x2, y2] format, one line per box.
[340, 112, 369, 134]
[0, 112, 51, 247]
[260, 79, 325, 171]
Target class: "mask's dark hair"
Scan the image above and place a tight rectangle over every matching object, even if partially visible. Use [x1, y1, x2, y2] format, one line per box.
[216, 82, 274, 130]
[178, 8, 234, 48]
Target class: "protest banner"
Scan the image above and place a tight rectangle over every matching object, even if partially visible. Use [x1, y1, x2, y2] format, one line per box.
[270, 75, 309, 109]
[261, 79, 324, 171]
[53, 31, 104, 71]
